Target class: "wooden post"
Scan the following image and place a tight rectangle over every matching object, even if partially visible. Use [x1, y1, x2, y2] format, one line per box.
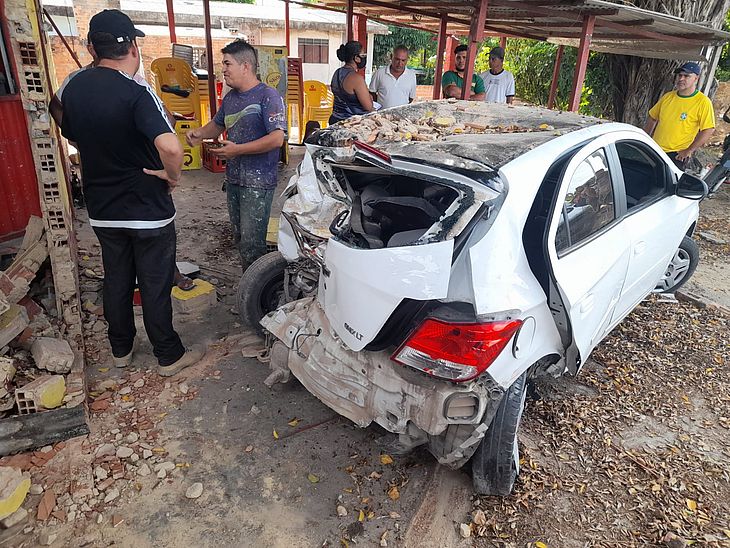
[353, 13, 367, 49]
[547, 44, 563, 109]
[461, 0, 488, 100]
[433, 14, 448, 99]
[203, 0, 216, 118]
[284, 0, 290, 53]
[499, 36, 506, 49]
[166, 0, 176, 44]
[568, 15, 594, 112]
[445, 35, 458, 71]
[346, 0, 354, 42]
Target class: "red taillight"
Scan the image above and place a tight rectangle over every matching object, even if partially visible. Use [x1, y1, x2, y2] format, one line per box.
[391, 318, 523, 382]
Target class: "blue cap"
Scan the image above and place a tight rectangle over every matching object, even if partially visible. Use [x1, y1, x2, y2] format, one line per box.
[674, 62, 701, 76]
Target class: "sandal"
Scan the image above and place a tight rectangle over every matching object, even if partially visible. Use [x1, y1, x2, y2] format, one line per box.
[174, 272, 196, 291]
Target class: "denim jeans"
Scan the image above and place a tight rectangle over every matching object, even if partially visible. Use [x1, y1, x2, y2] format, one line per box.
[226, 184, 275, 269]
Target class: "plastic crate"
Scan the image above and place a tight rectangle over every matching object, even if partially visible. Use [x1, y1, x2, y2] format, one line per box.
[202, 141, 226, 173]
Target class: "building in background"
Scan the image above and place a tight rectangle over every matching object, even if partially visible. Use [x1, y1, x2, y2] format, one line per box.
[43, 0, 388, 88]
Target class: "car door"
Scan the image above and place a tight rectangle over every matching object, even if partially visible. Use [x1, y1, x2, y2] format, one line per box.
[545, 138, 630, 373]
[608, 138, 695, 321]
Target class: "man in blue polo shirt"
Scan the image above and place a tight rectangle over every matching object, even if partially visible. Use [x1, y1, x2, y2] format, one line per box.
[187, 39, 286, 269]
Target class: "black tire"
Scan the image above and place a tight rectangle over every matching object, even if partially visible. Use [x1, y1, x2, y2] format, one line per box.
[654, 236, 699, 294]
[471, 372, 528, 496]
[704, 164, 729, 196]
[237, 251, 289, 334]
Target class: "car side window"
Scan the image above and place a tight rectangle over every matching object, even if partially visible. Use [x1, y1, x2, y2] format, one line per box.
[615, 141, 668, 210]
[555, 149, 615, 254]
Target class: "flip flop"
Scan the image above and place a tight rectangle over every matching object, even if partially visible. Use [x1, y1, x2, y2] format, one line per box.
[175, 274, 196, 291]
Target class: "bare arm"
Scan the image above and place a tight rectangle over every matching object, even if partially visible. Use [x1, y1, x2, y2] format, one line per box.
[144, 132, 184, 191]
[186, 120, 225, 147]
[50, 95, 63, 127]
[352, 75, 375, 112]
[643, 116, 658, 136]
[471, 92, 485, 101]
[212, 130, 286, 160]
[677, 128, 715, 161]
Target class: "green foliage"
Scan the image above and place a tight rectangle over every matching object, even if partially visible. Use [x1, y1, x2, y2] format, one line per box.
[475, 39, 613, 118]
[373, 25, 436, 69]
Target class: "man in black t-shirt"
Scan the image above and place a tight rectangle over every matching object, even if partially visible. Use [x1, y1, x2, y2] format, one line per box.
[61, 9, 204, 376]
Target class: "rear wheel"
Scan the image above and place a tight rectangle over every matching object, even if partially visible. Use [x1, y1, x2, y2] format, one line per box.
[471, 372, 528, 496]
[237, 252, 289, 334]
[654, 236, 699, 294]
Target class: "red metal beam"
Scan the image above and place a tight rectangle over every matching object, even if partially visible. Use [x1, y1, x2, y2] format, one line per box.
[285, 0, 290, 53]
[203, 0, 216, 118]
[346, 0, 354, 41]
[166, 0, 176, 44]
[353, 13, 367, 74]
[568, 15, 593, 112]
[445, 35, 458, 72]
[547, 44, 563, 109]
[461, 0, 488, 100]
[433, 14, 448, 100]
[499, 35, 506, 49]
[42, 8, 82, 69]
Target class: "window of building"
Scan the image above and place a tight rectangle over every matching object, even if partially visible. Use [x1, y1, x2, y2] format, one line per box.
[0, 24, 17, 96]
[298, 38, 329, 64]
[556, 149, 615, 253]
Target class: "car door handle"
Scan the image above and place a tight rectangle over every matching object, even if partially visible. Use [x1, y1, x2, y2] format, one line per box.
[580, 294, 594, 314]
[634, 241, 647, 256]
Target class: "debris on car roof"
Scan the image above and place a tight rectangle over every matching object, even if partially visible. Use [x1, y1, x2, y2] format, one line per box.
[314, 99, 605, 170]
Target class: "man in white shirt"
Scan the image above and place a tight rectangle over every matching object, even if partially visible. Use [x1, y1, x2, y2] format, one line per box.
[369, 45, 417, 109]
[479, 47, 515, 104]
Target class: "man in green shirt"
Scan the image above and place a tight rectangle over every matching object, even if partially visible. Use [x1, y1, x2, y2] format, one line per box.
[443, 44, 485, 101]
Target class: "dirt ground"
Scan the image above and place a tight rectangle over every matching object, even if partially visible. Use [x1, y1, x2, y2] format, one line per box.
[3, 107, 729, 547]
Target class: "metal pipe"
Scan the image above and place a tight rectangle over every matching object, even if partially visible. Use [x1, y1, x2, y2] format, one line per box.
[42, 8, 82, 69]
[203, 0, 216, 118]
[547, 44, 563, 109]
[165, 0, 177, 44]
[568, 15, 594, 112]
[433, 14, 448, 100]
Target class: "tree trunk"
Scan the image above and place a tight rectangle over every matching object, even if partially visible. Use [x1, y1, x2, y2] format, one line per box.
[607, 0, 730, 126]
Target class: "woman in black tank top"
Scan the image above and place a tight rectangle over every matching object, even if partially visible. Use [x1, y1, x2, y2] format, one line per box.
[330, 41, 374, 124]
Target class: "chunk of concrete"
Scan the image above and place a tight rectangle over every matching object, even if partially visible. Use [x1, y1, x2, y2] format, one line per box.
[0, 305, 29, 348]
[15, 375, 66, 414]
[0, 467, 31, 520]
[171, 279, 217, 315]
[30, 338, 74, 374]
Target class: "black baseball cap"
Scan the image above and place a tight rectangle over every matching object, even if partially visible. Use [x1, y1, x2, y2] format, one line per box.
[489, 47, 505, 60]
[674, 61, 701, 76]
[88, 10, 145, 45]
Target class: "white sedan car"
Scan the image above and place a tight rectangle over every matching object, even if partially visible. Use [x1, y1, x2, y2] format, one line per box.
[244, 101, 706, 495]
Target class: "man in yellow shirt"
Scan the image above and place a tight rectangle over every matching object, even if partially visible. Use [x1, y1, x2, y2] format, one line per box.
[643, 62, 715, 170]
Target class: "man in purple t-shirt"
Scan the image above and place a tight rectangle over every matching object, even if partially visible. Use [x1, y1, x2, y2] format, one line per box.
[187, 39, 286, 268]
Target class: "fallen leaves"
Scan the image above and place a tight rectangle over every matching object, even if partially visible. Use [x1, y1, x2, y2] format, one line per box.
[287, 418, 300, 427]
[307, 473, 319, 484]
[379, 454, 393, 465]
[272, 430, 279, 440]
[387, 485, 399, 501]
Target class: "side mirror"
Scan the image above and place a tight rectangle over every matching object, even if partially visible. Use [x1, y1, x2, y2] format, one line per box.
[676, 172, 707, 200]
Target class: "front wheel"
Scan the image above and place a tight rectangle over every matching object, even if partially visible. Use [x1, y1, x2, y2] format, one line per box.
[471, 372, 528, 496]
[237, 252, 289, 335]
[654, 236, 699, 294]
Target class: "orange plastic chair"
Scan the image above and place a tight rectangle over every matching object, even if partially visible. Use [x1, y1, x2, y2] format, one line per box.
[303, 80, 333, 131]
[150, 57, 201, 122]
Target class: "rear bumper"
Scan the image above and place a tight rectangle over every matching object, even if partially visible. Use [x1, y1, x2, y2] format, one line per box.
[261, 298, 504, 436]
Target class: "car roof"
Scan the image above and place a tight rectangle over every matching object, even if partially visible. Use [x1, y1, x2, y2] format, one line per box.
[315, 100, 607, 172]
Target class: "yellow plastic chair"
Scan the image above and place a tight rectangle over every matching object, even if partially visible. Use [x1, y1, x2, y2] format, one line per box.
[150, 57, 201, 122]
[303, 80, 333, 131]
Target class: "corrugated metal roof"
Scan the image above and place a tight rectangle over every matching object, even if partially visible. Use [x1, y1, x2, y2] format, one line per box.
[311, 0, 730, 60]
